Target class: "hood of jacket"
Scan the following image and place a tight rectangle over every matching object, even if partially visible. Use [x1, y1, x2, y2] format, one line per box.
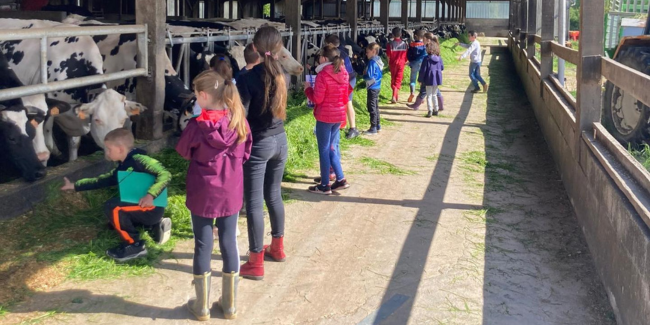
[427, 54, 441, 63]
[371, 56, 385, 70]
[195, 109, 239, 150]
[319, 63, 349, 85]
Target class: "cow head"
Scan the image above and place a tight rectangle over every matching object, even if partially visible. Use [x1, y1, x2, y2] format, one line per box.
[0, 104, 47, 182]
[277, 47, 304, 76]
[76, 89, 145, 148]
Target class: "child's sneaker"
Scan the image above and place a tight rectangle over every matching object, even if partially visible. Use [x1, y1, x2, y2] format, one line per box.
[377, 124, 382, 132]
[313, 173, 336, 184]
[153, 217, 172, 245]
[308, 184, 332, 195]
[426, 111, 433, 118]
[331, 179, 350, 191]
[365, 127, 378, 135]
[106, 240, 148, 262]
[346, 128, 360, 139]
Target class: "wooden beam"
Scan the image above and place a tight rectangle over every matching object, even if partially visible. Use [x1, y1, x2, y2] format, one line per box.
[416, 0, 422, 22]
[286, 0, 301, 64]
[321, 0, 324, 18]
[336, 0, 341, 18]
[540, 0, 555, 79]
[271, 0, 276, 18]
[602, 57, 650, 109]
[401, 0, 408, 27]
[347, 0, 359, 41]
[380, 0, 389, 34]
[435, 0, 439, 22]
[135, 0, 165, 141]
[526, 0, 535, 55]
[576, 0, 604, 136]
[550, 41, 579, 65]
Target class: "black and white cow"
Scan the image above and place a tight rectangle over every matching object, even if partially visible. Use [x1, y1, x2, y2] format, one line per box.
[0, 19, 145, 162]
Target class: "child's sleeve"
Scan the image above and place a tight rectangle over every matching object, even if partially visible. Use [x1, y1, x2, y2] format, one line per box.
[311, 73, 327, 105]
[175, 121, 199, 160]
[133, 154, 172, 199]
[243, 123, 253, 163]
[386, 43, 392, 62]
[365, 62, 378, 87]
[74, 167, 118, 192]
[236, 78, 251, 116]
[418, 62, 427, 83]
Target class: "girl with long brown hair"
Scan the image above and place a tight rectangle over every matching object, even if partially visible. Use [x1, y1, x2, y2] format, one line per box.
[236, 26, 289, 280]
[176, 70, 252, 320]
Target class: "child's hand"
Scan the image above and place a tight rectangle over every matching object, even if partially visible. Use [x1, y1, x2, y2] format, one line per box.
[303, 81, 311, 89]
[61, 177, 75, 191]
[139, 194, 154, 208]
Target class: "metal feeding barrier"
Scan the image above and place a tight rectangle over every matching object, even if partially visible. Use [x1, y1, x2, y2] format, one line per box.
[0, 24, 148, 101]
[165, 27, 294, 87]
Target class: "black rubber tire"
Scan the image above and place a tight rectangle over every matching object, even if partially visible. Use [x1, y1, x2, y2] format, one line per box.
[602, 46, 650, 146]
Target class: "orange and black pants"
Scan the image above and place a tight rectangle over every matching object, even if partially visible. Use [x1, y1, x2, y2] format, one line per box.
[103, 197, 165, 244]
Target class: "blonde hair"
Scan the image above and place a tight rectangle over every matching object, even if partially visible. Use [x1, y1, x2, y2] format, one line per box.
[253, 26, 287, 120]
[192, 70, 248, 144]
[366, 43, 380, 55]
[104, 128, 134, 149]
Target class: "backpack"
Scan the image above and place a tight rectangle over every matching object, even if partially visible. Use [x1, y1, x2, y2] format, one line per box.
[407, 45, 420, 62]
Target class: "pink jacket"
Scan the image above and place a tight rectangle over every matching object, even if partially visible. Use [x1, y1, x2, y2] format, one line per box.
[305, 63, 352, 124]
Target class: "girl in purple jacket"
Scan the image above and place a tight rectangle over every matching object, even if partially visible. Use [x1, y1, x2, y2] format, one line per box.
[418, 42, 444, 117]
[176, 70, 252, 321]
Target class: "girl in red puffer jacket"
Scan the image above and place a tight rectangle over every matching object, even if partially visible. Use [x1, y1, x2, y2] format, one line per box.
[304, 44, 353, 195]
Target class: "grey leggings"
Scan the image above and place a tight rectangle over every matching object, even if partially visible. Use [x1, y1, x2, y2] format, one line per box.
[192, 213, 240, 275]
[244, 132, 288, 253]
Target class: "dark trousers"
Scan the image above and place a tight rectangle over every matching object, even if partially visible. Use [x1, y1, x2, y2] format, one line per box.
[192, 213, 239, 275]
[103, 197, 165, 244]
[244, 132, 288, 253]
[367, 88, 380, 128]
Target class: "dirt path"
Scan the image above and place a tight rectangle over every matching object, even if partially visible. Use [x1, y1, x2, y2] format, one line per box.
[4, 46, 615, 325]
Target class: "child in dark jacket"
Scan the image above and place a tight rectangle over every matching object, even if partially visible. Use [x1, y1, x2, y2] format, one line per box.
[409, 34, 445, 112]
[61, 129, 172, 262]
[418, 42, 444, 117]
[363, 43, 384, 135]
[407, 30, 427, 103]
[304, 44, 353, 194]
[176, 70, 253, 321]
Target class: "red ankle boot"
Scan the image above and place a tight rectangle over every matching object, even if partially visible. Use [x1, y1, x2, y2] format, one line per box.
[264, 237, 286, 262]
[240, 251, 264, 280]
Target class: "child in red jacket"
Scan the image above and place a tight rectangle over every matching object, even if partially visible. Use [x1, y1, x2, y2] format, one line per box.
[304, 44, 353, 195]
[386, 27, 408, 103]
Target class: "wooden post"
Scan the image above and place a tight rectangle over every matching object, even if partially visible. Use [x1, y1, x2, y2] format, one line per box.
[312, 0, 315, 19]
[229, 0, 233, 18]
[526, 0, 536, 56]
[380, 0, 389, 34]
[435, 0, 439, 23]
[135, 0, 165, 141]
[336, 0, 341, 18]
[401, 0, 408, 27]
[416, 0, 422, 22]
[576, 0, 604, 135]
[285, 0, 301, 65]
[347, 0, 359, 41]
[441, 0, 446, 22]
[540, 0, 554, 78]
[320, 0, 324, 18]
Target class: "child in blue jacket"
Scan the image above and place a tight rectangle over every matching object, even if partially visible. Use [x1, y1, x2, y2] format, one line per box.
[407, 30, 427, 103]
[418, 42, 444, 117]
[363, 43, 384, 135]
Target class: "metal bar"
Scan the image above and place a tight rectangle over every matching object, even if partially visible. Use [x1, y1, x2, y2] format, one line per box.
[40, 36, 48, 85]
[0, 25, 146, 41]
[175, 42, 185, 73]
[138, 25, 149, 76]
[183, 43, 190, 88]
[0, 69, 147, 101]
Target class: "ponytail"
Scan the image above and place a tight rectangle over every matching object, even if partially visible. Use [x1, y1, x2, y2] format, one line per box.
[222, 79, 248, 144]
[253, 26, 287, 121]
[192, 70, 249, 144]
[320, 44, 343, 74]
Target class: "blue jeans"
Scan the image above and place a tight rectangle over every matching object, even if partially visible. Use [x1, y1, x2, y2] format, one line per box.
[469, 61, 486, 90]
[315, 121, 344, 186]
[409, 60, 423, 92]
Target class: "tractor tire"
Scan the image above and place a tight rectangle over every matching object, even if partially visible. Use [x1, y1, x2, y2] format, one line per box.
[602, 46, 650, 146]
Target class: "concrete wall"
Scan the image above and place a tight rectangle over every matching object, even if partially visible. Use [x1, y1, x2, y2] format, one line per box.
[509, 39, 650, 325]
[466, 19, 509, 37]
